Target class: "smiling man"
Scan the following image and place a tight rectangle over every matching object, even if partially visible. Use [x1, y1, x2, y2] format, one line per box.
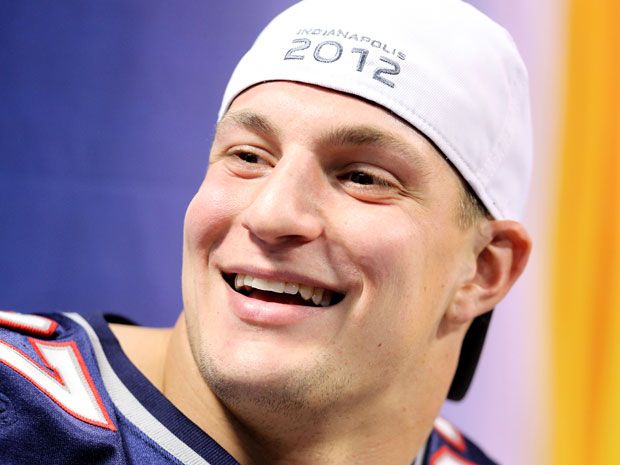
[0, 1, 532, 464]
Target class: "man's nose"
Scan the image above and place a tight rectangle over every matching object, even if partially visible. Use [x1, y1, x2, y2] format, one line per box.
[240, 154, 324, 247]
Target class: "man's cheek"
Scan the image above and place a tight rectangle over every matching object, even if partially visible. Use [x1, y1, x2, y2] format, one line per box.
[348, 218, 418, 279]
[183, 180, 245, 247]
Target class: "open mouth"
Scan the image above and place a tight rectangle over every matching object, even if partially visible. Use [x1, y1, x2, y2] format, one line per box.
[223, 273, 345, 308]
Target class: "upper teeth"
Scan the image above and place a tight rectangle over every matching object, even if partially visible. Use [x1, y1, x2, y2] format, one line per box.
[234, 274, 332, 307]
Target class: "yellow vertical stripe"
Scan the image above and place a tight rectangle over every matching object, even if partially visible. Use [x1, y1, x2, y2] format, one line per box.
[552, 0, 620, 463]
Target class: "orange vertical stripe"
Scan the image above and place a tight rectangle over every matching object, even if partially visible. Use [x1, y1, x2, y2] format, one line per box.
[552, 0, 620, 463]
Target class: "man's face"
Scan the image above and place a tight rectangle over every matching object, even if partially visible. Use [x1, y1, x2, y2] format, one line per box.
[182, 82, 477, 415]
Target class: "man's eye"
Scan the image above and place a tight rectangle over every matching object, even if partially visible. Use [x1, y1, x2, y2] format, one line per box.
[348, 171, 375, 185]
[220, 148, 273, 178]
[236, 152, 260, 163]
[345, 171, 392, 187]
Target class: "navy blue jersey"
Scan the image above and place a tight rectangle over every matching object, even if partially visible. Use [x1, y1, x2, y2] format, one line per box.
[0, 311, 498, 464]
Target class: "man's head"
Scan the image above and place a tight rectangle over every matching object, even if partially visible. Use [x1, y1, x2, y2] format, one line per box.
[180, 0, 532, 425]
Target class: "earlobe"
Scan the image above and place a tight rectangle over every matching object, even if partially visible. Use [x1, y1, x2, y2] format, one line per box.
[447, 220, 532, 325]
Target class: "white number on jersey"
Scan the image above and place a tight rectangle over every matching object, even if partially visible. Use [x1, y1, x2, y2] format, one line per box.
[0, 312, 115, 430]
[0, 310, 58, 337]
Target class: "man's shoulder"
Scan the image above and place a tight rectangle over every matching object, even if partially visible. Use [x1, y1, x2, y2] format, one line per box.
[0, 310, 95, 358]
[0, 310, 235, 465]
[0, 310, 114, 424]
[424, 417, 499, 465]
[0, 310, 129, 464]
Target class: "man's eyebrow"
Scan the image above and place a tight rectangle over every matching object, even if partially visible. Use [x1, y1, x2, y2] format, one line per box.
[217, 110, 279, 138]
[320, 125, 428, 165]
[216, 114, 430, 168]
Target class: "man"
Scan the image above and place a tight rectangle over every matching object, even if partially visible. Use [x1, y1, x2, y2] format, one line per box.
[0, 0, 531, 464]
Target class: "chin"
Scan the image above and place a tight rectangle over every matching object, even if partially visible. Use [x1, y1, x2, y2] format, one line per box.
[193, 337, 352, 417]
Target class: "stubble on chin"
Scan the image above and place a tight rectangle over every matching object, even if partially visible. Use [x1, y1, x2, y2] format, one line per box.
[202, 348, 351, 419]
[185, 323, 351, 425]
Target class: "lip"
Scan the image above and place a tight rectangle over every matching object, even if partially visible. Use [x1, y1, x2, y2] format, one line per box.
[223, 274, 335, 326]
[218, 265, 347, 326]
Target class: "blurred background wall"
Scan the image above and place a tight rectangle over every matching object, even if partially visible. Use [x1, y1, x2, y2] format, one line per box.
[1, 1, 618, 464]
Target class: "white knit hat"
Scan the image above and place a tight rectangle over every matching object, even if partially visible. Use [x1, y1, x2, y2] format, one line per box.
[218, 0, 533, 219]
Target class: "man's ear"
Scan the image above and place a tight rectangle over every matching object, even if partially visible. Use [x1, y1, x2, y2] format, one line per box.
[448, 220, 532, 325]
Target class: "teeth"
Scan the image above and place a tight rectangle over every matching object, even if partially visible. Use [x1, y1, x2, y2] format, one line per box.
[284, 282, 299, 294]
[251, 277, 285, 293]
[299, 285, 313, 300]
[232, 273, 337, 306]
[311, 288, 324, 305]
